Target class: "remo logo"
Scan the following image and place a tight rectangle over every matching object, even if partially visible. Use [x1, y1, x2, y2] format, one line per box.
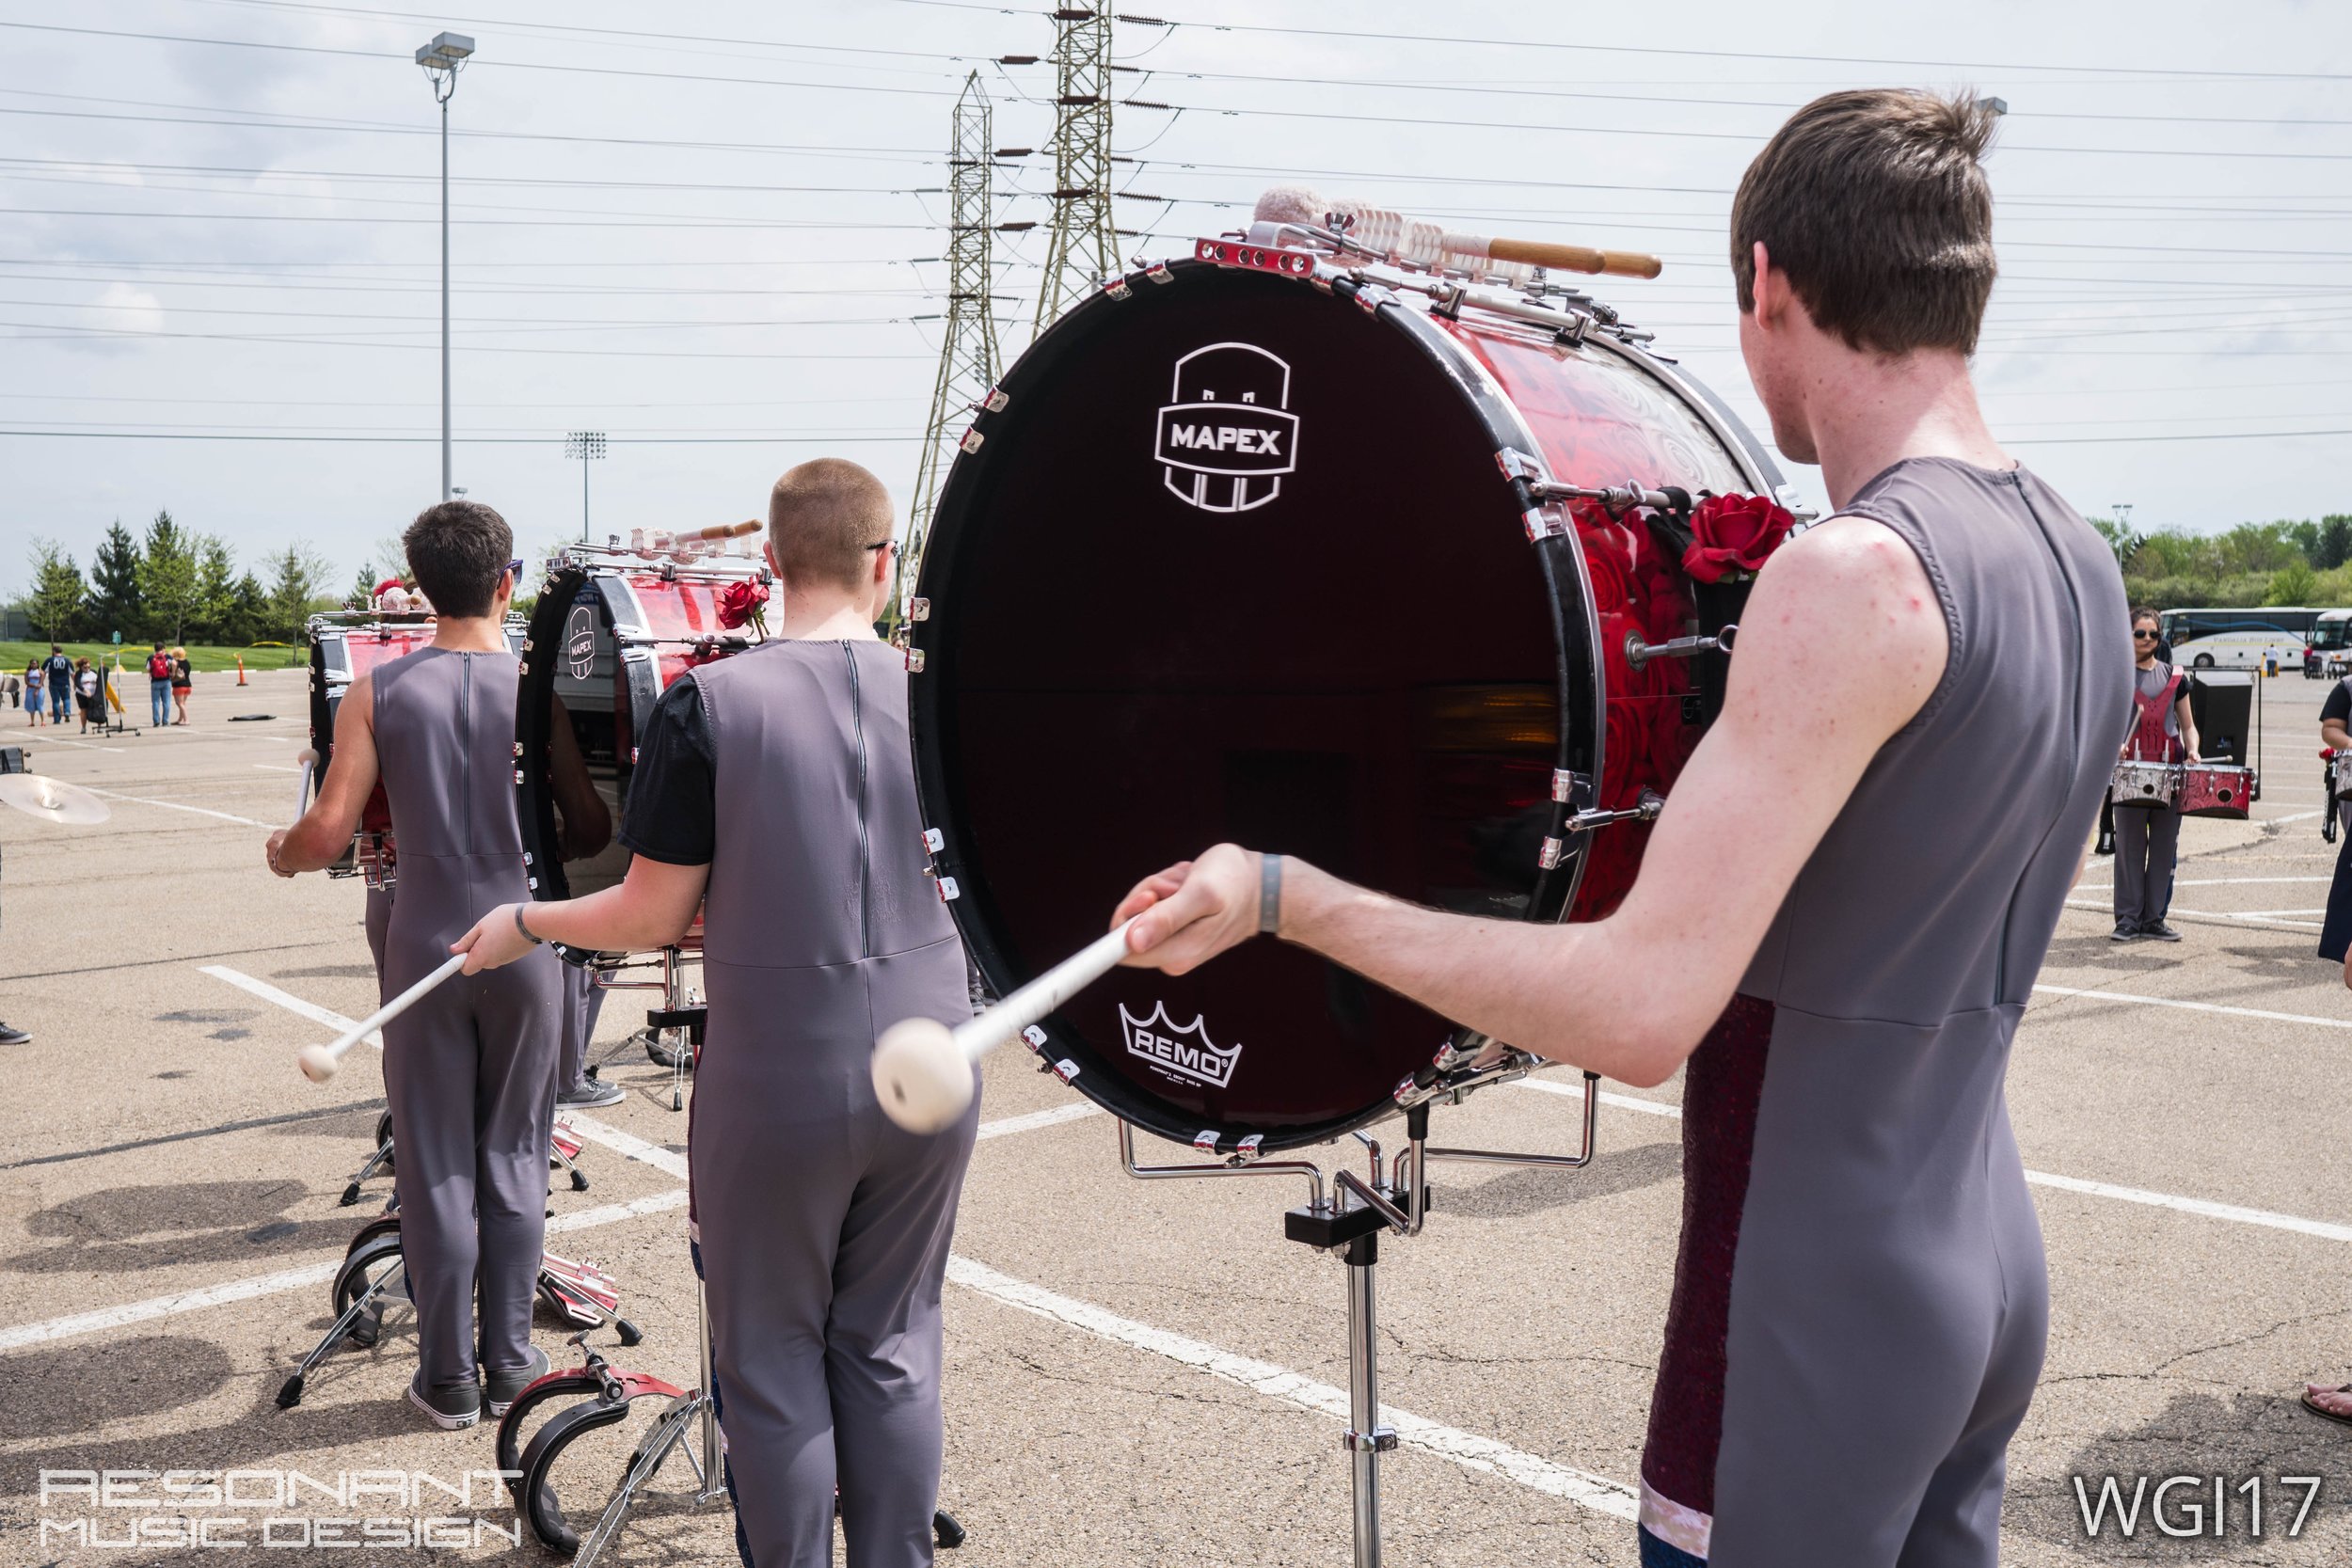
[1153, 341, 1299, 514]
[1120, 1001, 1243, 1089]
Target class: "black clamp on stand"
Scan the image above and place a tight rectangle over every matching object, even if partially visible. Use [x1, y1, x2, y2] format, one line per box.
[1116, 1040, 1602, 1568]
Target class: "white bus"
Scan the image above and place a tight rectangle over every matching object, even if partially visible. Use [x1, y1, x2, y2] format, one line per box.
[2157, 606, 2327, 671]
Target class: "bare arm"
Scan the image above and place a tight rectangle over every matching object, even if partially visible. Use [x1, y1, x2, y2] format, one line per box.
[2325, 718, 2352, 752]
[267, 672, 380, 876]
[2174, 689, 2201, 763]
[1110, 516, 1947, 1088]
[452, 854, 707, 973]
[548, 693, 613, 860]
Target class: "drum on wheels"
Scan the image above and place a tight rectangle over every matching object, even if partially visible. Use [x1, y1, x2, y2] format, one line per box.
[514, 545, 770, 960]
[904, 250, 1785, 1154]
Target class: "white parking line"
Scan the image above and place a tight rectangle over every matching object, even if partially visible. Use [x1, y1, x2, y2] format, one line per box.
[86, 785, 272, 829]
[2031, 981, 2352, 1030]
[975, 1101, 1102, 1141]
[0, 1190, 689, 1354]
[2062, 898, 2320, 931]
[25, 733, 124, 753]
[253, 762, 303, 773]
[946, 1256, 1641, 1523]
[202, 966, 381, 1047]
[1517, 1077, 2352, 1243]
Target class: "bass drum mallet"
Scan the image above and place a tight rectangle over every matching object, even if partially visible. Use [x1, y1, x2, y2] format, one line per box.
[297, 953, 468, 1084]
[872, 919, 1137, 1133]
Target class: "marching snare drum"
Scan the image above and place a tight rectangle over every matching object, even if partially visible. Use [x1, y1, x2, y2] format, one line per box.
[2178, 761, 2255, 819]
[2109, 759, 2180, 810]
[906, 248, 1785, 1152]
[513, 546, 770, 958]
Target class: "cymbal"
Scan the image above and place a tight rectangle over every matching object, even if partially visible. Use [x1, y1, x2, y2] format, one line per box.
[0, 773, 112, 826]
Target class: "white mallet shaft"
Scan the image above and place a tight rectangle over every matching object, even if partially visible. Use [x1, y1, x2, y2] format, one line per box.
[872, 919, 1138, 1132]
[297, 952, 468, 1084]
[294, 747, 319, 821]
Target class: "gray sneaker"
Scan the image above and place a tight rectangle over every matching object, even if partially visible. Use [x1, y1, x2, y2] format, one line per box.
[484, 1346, 551, 1416]
[557, 1076, 626, 1109]
[407, 1375, 481, 1431]
[2110, 921, 2141, 942]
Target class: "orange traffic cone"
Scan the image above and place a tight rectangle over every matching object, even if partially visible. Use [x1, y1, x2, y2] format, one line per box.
[236, 655, 247, 687]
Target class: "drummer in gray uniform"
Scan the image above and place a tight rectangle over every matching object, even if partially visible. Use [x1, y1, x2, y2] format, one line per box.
[1108, 91, 2130, 1568]
[456, 459, 976, 1567]
[271, 500, 607, 1430]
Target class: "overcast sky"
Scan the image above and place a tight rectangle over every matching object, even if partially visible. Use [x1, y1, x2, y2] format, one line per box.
[0, 0, 2345, 593]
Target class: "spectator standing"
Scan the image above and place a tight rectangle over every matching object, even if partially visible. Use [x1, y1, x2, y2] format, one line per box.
[4, 670, 18, 713]
[41, 645, 71, 725]
[2113, 607, 2200, 942]
[73, 657, 103, 734]
[145, 641, 173, 729]
[21, 659, 42, 726]
[170, 647, 193, 725]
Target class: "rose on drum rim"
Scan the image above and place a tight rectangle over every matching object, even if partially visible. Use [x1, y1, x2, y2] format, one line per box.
[715, 578, 770, 637]
[1681, 493, 1797, 584]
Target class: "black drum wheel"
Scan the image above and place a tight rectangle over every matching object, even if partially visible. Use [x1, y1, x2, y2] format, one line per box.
[496, 1370, 607, 1494]
[512, 1388, 654, 1555]
[330, 1230, 405, 1353]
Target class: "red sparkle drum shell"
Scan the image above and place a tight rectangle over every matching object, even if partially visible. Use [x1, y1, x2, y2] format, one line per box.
[514, 552, 768, 962]
[307, 615, 442, 879]
[2179, 761, 2254, 819]
[909, 256, 1781, 1153]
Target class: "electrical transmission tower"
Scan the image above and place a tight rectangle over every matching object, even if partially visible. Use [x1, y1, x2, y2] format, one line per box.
[1031, 6, 1118, 334]
[898, 71, 1004, 624]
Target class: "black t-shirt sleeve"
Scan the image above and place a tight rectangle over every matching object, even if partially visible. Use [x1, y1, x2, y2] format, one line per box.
[2325, 681, 2352, 727]
[616, 673, 718, 866]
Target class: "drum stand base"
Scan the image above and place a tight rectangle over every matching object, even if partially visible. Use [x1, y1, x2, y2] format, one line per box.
[1116, 1056, 1603, 1568]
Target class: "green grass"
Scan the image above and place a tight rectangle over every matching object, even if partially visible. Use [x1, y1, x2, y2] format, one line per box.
[0, 641, 307, 676]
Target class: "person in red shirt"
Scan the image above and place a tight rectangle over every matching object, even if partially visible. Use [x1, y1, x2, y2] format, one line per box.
[145, 642, 172, 729]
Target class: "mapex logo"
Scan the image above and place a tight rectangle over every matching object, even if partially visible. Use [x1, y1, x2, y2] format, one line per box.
[563, 602, 596, 681]
[1153, 341, 1299, 514]
[1120, 1001, 1243, 1089]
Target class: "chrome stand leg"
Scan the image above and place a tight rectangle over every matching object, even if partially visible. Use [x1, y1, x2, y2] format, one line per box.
[1343, 1233, 1394, 1568]
[696, 1285, 725, 1503]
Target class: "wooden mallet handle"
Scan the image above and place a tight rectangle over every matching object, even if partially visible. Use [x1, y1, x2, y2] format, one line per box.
[1485, 237, 1663, 279]
[680, 519, 763, 543]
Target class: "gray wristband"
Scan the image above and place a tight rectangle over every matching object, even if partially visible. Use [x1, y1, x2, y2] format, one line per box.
[1259, 853, 1282, 936]
[513, 903, 543, 946]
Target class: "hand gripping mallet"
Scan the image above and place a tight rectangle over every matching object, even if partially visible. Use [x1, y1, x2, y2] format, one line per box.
[872, 919, 1137, 1133]
[296, 953, 468, 1085]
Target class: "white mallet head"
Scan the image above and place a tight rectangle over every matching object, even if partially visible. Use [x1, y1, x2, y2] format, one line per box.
[296, 748, 319, 768]
[871, 1017, 973, 1133]
[296, 1043, 341, 1085]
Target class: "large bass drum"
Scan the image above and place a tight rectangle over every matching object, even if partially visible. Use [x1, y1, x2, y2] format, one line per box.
[908, 250, 1782, 1153]
[514, 546, 769, 959]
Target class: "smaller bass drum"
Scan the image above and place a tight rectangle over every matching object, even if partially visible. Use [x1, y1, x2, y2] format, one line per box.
[515, 546, 770, 961]
[2179, 761, 2254, 819]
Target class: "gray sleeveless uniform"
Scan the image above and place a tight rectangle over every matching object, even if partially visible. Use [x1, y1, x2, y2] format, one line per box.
[1636, 460, 2131, 1568]
[373, 647, 563, 1396]
[686, 639, 977, 1568]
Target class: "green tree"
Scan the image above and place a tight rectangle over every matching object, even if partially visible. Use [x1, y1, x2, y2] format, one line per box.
[2267, 561, 2318, 607]
[2318, 515, 2352, 573]
[217, 571, 272, 644]
[191, 536, 237, 642]
[346, 562, 380, 610]
[137, 509, 202, 644]
[264, 544, 330, 641]
[2088, 515, 2143, 570]
[85, 519, 143, 638]
[26, 540, 87, 641]
[2288, 519, 2322, 563]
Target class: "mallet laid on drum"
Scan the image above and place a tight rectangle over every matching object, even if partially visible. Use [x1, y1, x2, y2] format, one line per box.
[296, 953, 468, 1084]
[872, 919, 1138, 1132]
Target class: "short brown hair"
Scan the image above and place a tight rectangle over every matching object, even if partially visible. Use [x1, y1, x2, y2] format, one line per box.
[1731, 89, 1998, 355]
[769, 459, 891, 594]
[403, 499, 513, 618]
[2131, 605, 2159, 626]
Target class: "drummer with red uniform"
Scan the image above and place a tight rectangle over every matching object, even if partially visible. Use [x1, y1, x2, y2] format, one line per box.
[2111, 606, 2201, 943]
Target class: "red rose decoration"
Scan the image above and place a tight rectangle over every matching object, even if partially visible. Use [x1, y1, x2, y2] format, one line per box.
[1581, 531, 1632, 615]
[1682, 493, 1796, 584]
[715, 578, 769, 633]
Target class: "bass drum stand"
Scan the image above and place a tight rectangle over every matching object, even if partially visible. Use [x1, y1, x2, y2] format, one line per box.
[1114, 1044, 1601, 1568]
[588, 943, 704, 1111]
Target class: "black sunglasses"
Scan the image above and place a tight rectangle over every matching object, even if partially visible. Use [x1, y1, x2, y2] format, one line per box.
[2134, 628, 2158, 639]
[864, 540, 894, 553]
[505, 559, 524, 579]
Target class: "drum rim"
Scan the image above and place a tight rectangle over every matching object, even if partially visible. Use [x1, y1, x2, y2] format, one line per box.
[905, 254, 1756, 1152]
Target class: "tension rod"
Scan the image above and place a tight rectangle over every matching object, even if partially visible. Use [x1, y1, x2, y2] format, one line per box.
[1624, 623, 1737, 671]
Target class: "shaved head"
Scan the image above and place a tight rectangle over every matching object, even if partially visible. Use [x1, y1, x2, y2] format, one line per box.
[769, 458, 893, 594]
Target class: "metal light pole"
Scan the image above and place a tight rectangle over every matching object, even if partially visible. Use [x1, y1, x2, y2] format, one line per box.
[565, 432, 607, 541]
[416, 32, 473, 500]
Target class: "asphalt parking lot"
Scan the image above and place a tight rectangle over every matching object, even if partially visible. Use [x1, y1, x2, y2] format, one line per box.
[1, 665, 2349, 1565]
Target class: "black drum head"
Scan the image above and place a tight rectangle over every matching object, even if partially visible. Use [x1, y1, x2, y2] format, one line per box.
[912, 260, 1594, 1151]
